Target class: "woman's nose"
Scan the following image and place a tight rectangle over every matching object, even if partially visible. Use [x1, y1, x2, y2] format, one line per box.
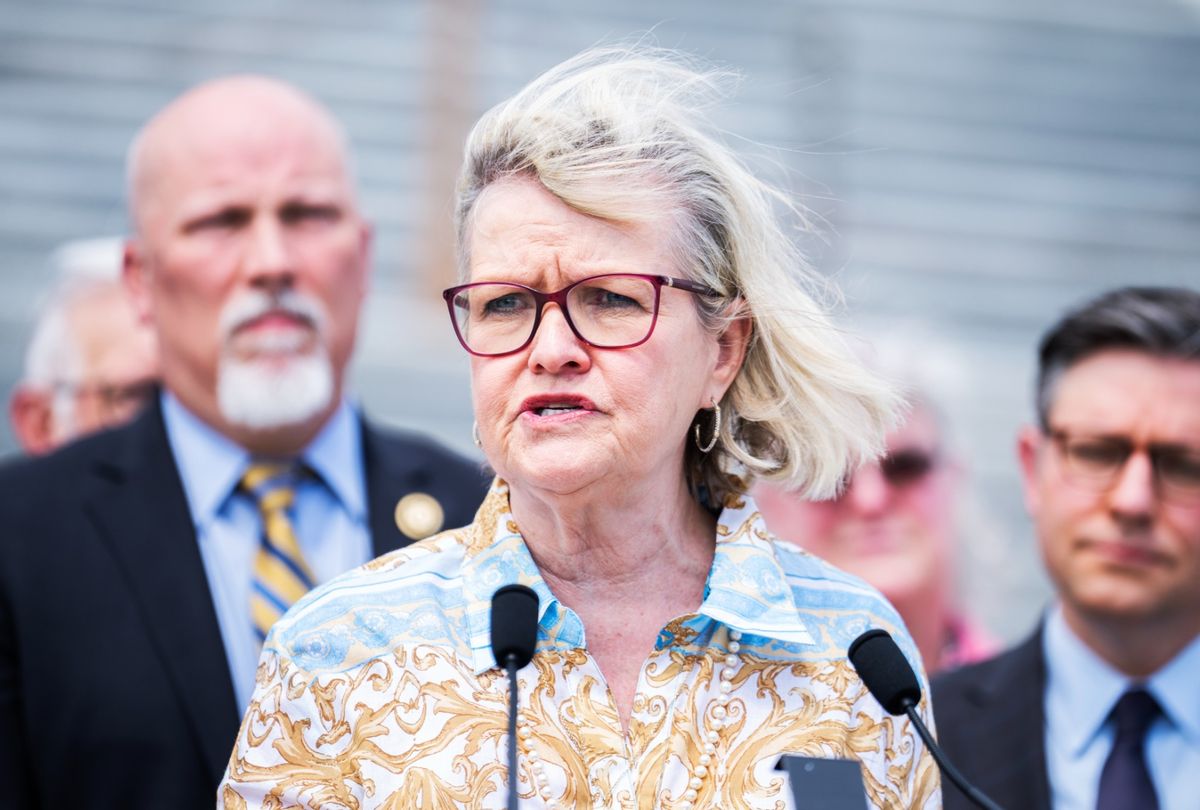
[527, 304, 591, 374]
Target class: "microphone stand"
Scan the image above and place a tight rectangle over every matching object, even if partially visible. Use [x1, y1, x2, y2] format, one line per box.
[901, 700, 1003, 810]
[505, 654, 520, 810]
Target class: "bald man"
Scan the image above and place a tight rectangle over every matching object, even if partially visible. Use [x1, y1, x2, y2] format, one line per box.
[0, 77, 488, 809]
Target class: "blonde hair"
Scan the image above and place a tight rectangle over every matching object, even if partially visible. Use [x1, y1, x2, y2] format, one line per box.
[454, 45, 899, 502]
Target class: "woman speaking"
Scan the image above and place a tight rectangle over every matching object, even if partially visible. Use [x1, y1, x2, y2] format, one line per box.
[222, 46, 941, 809]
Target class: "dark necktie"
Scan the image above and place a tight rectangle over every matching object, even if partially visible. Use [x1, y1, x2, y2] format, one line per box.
[1096, 688, 1161, 810]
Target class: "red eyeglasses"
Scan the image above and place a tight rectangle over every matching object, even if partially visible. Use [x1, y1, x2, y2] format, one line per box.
[443, 273, 720, 357]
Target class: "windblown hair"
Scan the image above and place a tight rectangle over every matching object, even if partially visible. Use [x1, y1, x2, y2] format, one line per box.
[1036, 286, 1200, 428]
[454, 45, 899, 503]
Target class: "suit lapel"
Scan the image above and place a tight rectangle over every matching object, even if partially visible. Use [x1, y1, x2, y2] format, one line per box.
[972, 629, 1053, 810]
[361, 420, 411, 558]
[82, 402, 239, 781]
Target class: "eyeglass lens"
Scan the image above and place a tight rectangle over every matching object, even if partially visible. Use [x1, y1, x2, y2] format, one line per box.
[1053, 431, 1200, 500]
[878, 450, 937, 487]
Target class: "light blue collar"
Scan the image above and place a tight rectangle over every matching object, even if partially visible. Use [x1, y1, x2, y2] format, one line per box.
[1146, 628, 1200, 747]
[461, 483, 813, 675]
[1044, 605, 1200, 755]
[161, 391, 364, 526]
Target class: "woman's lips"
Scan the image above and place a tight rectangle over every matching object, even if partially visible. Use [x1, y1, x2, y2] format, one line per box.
[518, 395, 599, 425]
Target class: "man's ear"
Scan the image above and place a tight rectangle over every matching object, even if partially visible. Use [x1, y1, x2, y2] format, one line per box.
[122, 239, 154, 325]
[1016, 424, 1043, 517]
[9, 387, 57, 456]
[356, 219, 374, 299]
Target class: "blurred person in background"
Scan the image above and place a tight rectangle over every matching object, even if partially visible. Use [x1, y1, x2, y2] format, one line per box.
[0, 76, 488, 810]
[754, 342, 998, 674]
[8, 236, 159, 454]
[933, 287, 1200, 810]
[221, 46, 940, 810]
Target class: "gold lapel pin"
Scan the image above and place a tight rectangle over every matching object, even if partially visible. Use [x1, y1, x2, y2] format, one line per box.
[394, 492, 445, 540]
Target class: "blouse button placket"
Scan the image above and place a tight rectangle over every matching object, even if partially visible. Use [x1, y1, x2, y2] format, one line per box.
[676, 628, 742, 810]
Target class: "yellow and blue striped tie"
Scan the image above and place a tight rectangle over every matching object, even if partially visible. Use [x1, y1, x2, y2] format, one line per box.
[241, 462, 315, 642]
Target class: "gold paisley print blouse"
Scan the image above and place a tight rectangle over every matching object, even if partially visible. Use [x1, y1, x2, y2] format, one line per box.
[220, 480, 942, 809]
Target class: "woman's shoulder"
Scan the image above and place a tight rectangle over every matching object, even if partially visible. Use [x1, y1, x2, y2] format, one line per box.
[773, 539, 902, 616]
[261, 525, 477, 675]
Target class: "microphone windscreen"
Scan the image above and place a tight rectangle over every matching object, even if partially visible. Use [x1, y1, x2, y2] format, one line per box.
[490, 584, 539, 670]
[847, 629, 922, 716]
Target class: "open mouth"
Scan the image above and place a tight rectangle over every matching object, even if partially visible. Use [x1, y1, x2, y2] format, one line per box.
[534, 404, 583, 417]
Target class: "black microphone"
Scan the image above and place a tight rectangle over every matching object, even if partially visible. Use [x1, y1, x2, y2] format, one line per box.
[490, 584, 540, 810]
[848, 629, 1004, 810]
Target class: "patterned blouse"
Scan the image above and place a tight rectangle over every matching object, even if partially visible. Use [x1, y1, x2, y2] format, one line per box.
[220, 481, 942, 809]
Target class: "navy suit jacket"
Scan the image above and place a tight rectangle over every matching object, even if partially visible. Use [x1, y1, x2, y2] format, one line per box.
[0, 399, 489, 809]
[931, 629, 1052, 810]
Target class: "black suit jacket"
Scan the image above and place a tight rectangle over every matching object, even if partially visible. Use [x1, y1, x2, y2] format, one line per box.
[0, 400, 489, 809]
[931, 629, 1052, 810]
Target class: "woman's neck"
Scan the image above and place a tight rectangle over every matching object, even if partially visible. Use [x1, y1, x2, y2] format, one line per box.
[511, 476, 716, 603]
[508, 476, 718, 733]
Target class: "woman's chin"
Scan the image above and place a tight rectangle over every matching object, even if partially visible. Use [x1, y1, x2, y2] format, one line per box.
[502, 450, 612, 498]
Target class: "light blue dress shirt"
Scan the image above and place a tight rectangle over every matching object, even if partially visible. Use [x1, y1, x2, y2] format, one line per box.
[161, 392, 372, 713]
[1043, 604, 1200, 810]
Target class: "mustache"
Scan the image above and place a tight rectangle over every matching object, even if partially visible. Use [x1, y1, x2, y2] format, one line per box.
[218, 290, 328, 343]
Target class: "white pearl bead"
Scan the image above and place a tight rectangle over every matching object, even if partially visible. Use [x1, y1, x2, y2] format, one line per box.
[547, 802, 559, 809]
[707, 730, 719, 743]
[717, 692, 730, 705]
[729, 641, 741, 654]
[528, 749, 540, 761]
[685, 789, 698, 801]
[699, 754, 712, 766]
[694, 765, 708, 778]
[712, 706, 726, 719]
[533, 762, 545, 774]
[720, 680, 733, 693]
[730, 630, 742, 641]
[680, 802, 693, 810]
[720, 668, 734, 681]
[725, 654, 738, 667]
[689, 776, 703, 789]
[704, 742, 716, 754]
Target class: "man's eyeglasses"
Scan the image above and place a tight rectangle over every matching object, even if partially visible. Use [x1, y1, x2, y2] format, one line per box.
[55, 378, 158, 422]
[442, 273, 720, 357]
[1047, 427, 1200, 504]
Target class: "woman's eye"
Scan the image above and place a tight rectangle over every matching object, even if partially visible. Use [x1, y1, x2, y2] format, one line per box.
[483, 294, 528, 314]
[583, 289, 641, 310]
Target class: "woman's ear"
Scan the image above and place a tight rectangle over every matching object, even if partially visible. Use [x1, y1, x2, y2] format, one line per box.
[711, 307, 751, 394]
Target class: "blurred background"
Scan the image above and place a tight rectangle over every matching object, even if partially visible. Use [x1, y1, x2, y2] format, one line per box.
[2, 0, 1198, 642]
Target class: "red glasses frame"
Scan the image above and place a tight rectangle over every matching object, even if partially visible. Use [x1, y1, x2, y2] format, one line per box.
[442, 273, 720, 357]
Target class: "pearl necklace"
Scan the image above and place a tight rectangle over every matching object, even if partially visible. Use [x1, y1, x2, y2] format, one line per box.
[514, 628, 744, 809]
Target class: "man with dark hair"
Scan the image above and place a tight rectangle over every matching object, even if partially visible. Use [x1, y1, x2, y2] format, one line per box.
[933, 287, 1200, 810]
[0, 76, 488, 810]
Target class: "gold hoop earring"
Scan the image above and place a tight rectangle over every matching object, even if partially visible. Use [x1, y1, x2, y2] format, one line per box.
[472, 421, 482, 449]
[693, 399, 721, 454]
